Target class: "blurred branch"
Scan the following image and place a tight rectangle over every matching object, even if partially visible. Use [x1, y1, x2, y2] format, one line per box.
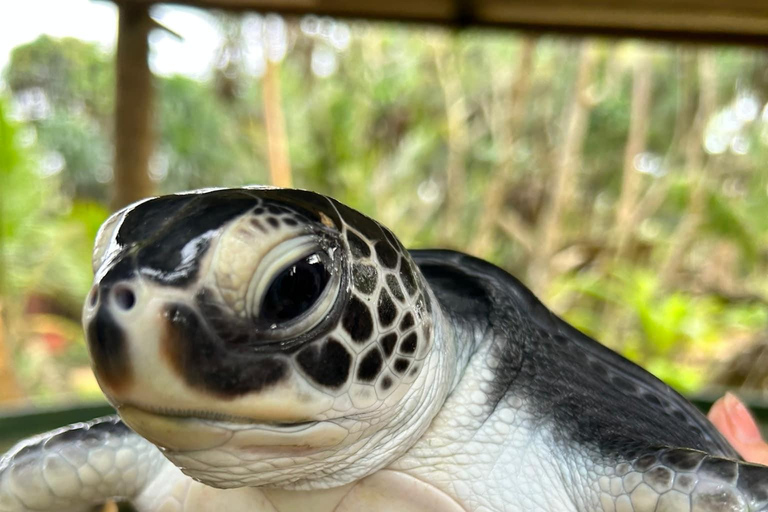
[660, 50, 717, 287]
[626, 51, 696, 233]
[432, 35, 468, 245]
[262, 59, 292, 188]
[530, 41, 597, 294]
[615, 49, 653, 259]
[496, 210, 535, 253]
[473, 36, 536, 258]
[584, 46, 621, 106]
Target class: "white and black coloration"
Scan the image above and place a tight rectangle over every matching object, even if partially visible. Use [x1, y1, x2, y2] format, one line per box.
[1, 187, 766, 512]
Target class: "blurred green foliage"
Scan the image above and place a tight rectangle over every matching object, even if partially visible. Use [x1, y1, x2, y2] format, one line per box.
[0, 16, 767, 403]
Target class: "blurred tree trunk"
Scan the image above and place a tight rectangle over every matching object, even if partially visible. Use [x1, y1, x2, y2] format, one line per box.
[432, 37, 468, 246]
[660, 51, 717, 286]
[262, 59, 292, 188]
[614, 50, 653, 259]
[530, 42, 597, 294]
[113, 3, 155, 211]
[473, 36, 536, 258]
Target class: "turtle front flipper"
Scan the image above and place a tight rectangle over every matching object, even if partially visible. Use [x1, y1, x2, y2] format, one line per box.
[0, 415, 166, 512]
[597, 447, 768, 511]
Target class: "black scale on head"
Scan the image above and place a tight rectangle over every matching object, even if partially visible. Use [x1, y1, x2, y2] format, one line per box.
[328, 199, 433, 392]
[352, 263, 377, 295]
[393, 358, 410, 374]
[377, 289, 397, 327]
[357, 347, 383, 382]
[342, 297, 374, 343]
[399, 333, 418, 355]
[346, 231, 371, 259]
[296, 338, 352, 389]
[386, 274, 405, 302]
[375, 240, 399, 269]
[381, 333, 398, 358]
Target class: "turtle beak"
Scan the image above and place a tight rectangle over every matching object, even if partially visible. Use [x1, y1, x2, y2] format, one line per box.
[83, 279, 142, 395]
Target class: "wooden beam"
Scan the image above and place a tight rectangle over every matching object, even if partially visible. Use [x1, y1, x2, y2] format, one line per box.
[115, 0, 768, 45]
[114, 2, 155, 211]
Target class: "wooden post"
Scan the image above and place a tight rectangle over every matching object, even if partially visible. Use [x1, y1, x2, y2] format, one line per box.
[113, 2, 155, 211]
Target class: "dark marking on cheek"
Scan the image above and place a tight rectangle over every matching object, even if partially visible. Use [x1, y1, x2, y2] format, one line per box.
[400, 333, 418, 354]
[296, 338, 351, 389]
[87, 305, 133, 394]
[381, 333, 398, 358]
[375, 240, 398, 269]
[346, 231, 371, 259]
[162, 304, 288, 395]
[342, 296, 373, 343]
[283, 217, 298, 227]
[357, 348, 383, 382]
[386, 274, 405, 303]
[380, 376, 393, 391]
[267, 217, 280, 229]
[352, 263, 377, 295]
[377, 289, 397, 327]
[409, 365, 419, 377]
[393, 358, 410, 374]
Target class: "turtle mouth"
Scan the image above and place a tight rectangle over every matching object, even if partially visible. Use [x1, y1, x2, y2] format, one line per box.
[121, 401, 318, 427]
[117, 403, 347, 453]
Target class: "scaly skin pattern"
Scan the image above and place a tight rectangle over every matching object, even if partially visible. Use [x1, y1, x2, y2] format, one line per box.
[0, 417, 165, 512]
[1, 188, 767, 511]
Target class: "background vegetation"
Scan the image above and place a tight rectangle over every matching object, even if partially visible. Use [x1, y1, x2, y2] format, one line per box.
[1, 12, 767, 406]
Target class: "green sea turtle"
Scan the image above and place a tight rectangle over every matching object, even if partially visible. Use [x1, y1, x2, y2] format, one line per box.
[1, 187, 766, 512]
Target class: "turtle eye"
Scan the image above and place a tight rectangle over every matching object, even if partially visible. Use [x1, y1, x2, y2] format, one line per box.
[260, 254, 331, 323]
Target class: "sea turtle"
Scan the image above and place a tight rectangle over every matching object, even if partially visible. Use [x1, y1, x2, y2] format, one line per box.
[1, 186, 767, 512]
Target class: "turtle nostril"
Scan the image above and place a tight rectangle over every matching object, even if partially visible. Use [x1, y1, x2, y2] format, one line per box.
[112, 285, 136, 311]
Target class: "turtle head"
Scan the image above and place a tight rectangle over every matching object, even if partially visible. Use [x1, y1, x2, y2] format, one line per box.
[82, 187, 450, 489]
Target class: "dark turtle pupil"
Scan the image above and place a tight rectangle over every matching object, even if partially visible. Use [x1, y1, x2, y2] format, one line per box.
[261, 254, 330, 323]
